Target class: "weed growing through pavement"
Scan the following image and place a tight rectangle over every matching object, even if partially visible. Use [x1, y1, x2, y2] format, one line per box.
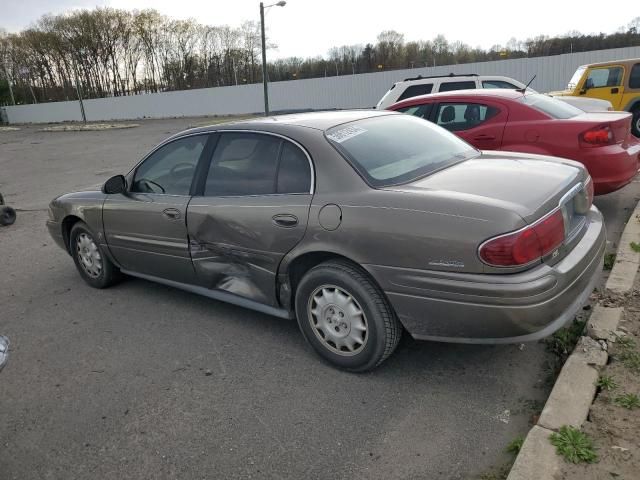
[478, 463, 511, 480]
[546, 318, 586, 360]
[613, 393, 640, 409]
[549, 426, 598, 464]
[505, 436, 525, 455]
[603, 253, 617, 270]
[595, 375, 618, 391]
[630, 241, 640, 253]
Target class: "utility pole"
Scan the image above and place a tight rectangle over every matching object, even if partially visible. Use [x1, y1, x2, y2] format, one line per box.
[260, 2, 269, 116]
[259, 1, 286, 117]
[2, 63, 15, 106]
[72, 63, 87, 124]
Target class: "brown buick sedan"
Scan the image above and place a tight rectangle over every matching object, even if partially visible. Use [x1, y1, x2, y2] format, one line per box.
[47, 111, 605, 371]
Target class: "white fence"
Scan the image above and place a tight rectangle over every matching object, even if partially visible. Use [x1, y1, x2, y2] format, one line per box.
[4, 46, 640, 124]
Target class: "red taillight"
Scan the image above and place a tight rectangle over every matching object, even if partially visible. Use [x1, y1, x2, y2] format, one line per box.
[479, 210, 565, 267]
[581, 125, 614, 146]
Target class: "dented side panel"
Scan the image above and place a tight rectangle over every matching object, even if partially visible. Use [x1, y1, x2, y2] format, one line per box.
[187, 195, 312, 306]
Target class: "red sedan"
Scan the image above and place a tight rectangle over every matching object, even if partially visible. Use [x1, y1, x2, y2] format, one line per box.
[388, 90, 640, 195]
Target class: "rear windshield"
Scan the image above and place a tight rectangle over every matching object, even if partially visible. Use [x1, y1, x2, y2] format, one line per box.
[325, 114, 479, 187]
[518, 94, 582, 119]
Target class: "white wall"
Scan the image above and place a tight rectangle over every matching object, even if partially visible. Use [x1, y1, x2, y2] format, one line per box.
[4, 46, 640, 124]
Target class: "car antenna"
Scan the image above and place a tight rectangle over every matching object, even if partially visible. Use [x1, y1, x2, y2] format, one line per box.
[516, 75, 536, 94]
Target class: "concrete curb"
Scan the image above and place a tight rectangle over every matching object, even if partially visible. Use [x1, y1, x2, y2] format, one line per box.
[606, 200, 640, 294]
[507, 199, 640, 480]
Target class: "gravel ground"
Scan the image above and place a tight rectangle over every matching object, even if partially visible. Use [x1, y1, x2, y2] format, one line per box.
[557, 283, 640, 480]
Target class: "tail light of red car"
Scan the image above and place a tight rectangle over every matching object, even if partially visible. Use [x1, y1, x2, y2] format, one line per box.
[580, 125, 614, 147]
[479, 209, 565, 267]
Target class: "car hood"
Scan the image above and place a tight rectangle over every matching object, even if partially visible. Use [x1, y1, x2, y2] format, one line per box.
[391, 151, 586, 224]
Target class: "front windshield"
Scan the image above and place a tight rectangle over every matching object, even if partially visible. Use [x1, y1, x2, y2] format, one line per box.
[325, 114, 479, 187]
[568, 66, 586, 89]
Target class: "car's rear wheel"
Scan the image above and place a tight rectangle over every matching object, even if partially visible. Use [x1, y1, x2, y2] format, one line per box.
[70, 222, 120, 288]
[0, 206, 16, 226]
[632, 107, 640, 138]
[295, 260, 402, 372]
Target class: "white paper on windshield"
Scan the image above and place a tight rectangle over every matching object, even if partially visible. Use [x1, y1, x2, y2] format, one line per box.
[326, 125, 367, 143]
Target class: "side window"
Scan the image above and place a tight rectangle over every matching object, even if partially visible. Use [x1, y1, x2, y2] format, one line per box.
[482, 80, 517, 89]
[395, 103, 433, 120]
[396, 83, 433, 101]
[277, 142, 312, 194]
[630, 63, 640, 89]
[584, 67, 623, 89]
[132, 135, 207, 195]
[435, 103, 498, 132]
[438, 81, 476, 92]
[205, 133, 280, 196]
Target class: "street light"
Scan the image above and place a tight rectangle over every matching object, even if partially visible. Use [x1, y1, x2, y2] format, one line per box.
[260, 1, 286, 116]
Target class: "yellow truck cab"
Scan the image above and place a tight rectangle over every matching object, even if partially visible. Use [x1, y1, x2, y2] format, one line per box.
[550, 58, 640, 137]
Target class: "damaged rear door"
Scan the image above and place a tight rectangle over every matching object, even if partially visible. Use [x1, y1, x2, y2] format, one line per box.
[187, 131, 314, 307]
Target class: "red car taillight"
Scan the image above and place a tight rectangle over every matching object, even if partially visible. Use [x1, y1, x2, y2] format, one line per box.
[580, 125, 614, 147]
[479, 210, 565, 267]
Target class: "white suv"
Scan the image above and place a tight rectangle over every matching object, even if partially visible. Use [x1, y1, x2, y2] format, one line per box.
[375, 73, 612, 112]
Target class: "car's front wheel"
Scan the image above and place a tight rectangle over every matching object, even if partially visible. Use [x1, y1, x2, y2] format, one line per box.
[70, 221, 120, 288]
[295, 260, 402, 372]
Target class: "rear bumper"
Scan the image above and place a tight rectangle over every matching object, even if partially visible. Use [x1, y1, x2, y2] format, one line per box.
[583, 143, 640, 195]
[364, 207, 605, 344]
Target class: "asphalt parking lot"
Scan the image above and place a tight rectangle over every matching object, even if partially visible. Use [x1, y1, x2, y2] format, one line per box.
[1, 119, 638, 480]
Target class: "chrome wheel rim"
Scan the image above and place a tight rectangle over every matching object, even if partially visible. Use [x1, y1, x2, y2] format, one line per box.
[76, 232, 102, 278]
[635, 116, 640, 134]
[308, 285, 368, 356]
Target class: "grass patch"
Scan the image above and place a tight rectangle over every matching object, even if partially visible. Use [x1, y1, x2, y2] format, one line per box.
[505, 435, 525, 455]
[620, 350, 640, 373]
[615, 336, 640, 373]
[614, 393, 640, 409]
[595, 375, 618, 391]
[617, 336, 636, 349]
[603, 253, 617, 270]
[630, 241, 640, 253]
[546, 318, 586, 360]
[549, 425, 598, 464]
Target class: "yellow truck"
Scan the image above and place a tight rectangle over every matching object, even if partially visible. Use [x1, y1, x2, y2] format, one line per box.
[550, 58, 640, 137]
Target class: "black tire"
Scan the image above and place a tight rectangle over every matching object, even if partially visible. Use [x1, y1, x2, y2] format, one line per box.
[0, 206, 16, 226]
[294, 260, 402, 372]
[632, 107, 640, 138]
[69, 221, 120, 288]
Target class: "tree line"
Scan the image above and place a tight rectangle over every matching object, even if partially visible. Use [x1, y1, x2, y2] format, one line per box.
[1, 8, 639, 106]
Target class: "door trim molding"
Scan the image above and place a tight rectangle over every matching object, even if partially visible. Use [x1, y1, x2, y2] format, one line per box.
[120, 269, 294, 320]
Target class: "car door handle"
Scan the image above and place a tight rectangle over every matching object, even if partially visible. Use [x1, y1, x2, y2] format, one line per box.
[162, 208, 181, 220]
[473, 134, 496, 140]
[272, 214, 298, 228]
[611, 87, 619, 94]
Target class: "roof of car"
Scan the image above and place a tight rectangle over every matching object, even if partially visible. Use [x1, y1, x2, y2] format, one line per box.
[580, 58, 640, 68]
[390, 88, 530, 108]
[188, 110, 396, 135]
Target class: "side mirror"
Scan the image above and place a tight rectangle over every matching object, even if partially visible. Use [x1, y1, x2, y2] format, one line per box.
[102, 175, 127, 195]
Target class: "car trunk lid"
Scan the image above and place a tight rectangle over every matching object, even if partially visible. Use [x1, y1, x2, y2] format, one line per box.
[392, 151, 587, 224]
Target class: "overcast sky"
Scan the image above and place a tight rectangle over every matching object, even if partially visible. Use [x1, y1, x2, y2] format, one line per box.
[2, 0, 637, 59]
